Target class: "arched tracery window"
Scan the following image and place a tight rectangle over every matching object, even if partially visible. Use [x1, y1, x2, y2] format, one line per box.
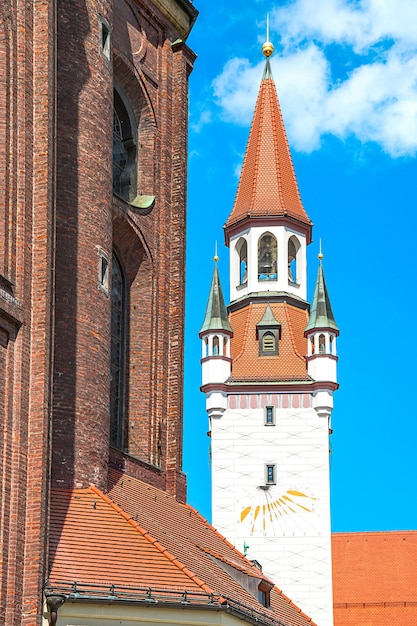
[110, 252, 126, 449]
[113, 89, 136, 201]
[258, 233, 277, 281]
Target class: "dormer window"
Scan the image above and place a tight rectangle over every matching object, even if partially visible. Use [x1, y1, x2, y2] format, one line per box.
[258, 233, 277, 281]
[262, 332, 276, 353]
[258, 581, 272, 608]
[256, 304, 281, 357]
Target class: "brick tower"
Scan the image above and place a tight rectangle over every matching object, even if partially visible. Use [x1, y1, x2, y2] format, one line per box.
[201, 42, 339, 625]
[0, 1, 197, 624]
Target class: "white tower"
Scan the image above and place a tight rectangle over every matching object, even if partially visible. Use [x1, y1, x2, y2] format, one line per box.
[200, 40, 339, 626]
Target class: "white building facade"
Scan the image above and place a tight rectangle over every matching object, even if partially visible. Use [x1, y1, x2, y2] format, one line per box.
[201, 53, 339, 626]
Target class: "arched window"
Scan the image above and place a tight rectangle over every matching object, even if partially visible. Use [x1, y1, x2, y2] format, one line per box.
[212, 335, 219, 356]
[236, 238, 247, 285]
[113, 89, 136, 201]
[319, 333, 326, 354]
[110, 252, 126, 449]
[258, 233, 277, 281]
[288, 236, 300, 283]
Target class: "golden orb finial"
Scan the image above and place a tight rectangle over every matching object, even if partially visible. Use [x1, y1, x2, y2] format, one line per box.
[262, 41, 274, 57]
[318, 238, 324, 261]
[214, 254, 219, 263]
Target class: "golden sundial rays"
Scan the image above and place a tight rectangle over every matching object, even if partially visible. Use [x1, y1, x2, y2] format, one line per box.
[239, 486, 318, 536]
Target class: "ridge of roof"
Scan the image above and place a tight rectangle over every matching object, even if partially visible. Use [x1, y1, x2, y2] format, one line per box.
[225, 60, 311, 231]
[198, 546, 268, 581]
[333, 530, 417, 538]
[89, 484, 215, 596]
[283, 302, 308, 365]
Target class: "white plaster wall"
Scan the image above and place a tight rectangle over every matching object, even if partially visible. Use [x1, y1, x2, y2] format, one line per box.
[202, 357, 231, 386]
[211, 394, 333, 626]
[229, 226, 307, 303]
[308, 356, 338, 383]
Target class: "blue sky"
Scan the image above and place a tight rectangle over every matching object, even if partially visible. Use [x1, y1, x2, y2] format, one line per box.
[183, 0, 417, 532]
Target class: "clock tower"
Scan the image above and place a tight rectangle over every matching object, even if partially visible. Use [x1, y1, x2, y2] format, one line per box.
[200, 39, 339, 626]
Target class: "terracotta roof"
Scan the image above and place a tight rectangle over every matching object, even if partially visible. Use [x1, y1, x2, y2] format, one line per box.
[229, 302, 310, 381]
[48, 469, 315, 626]
[225, 59, 311, 231]
[332, 531, 417, 626]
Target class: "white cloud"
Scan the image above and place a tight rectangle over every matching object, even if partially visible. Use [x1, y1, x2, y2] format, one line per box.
[191, 110, 212, 133]
[212, 0, 417, 157]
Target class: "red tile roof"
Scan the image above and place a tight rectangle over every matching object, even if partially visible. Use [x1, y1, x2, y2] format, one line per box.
[225, 66, 311, 231]
[48, 469, 315, 626]
[229, 302, 310, 382]
[332, 531, 417, 626]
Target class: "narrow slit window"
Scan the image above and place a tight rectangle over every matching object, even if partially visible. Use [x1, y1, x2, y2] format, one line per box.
[98, 250, 109, 295]
[99, 17, 111, 62]
[265, 406, 275, 426]
[265, 464, 276, 485]
[236, 238, 248, 286]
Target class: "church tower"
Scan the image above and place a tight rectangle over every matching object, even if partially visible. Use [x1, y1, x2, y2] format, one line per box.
[201, 37, 339, 626]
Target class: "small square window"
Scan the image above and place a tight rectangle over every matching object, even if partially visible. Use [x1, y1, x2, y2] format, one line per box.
[265, 406, 275, 426]
[265, 464, 276, 485]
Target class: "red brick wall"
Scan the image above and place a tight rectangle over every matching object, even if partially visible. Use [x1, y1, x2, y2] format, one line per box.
[1, 0, 196, 622]
[51, 0, 113, 491]
[0, 1, 55, 624]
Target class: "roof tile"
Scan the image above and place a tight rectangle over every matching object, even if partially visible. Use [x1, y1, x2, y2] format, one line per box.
[225, 60, 311, 231]
[48, 470, 316, 625]
[230, 302, 310, 381]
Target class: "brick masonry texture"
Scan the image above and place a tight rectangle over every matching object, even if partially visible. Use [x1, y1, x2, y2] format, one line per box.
[0, 0, 196, 623]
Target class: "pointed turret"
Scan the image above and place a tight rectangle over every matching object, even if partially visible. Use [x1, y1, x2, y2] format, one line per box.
[199, 264, 232, 335]
[200, 260, 233, 418]
[305, 261, 338, 333]
[225, 54, 312, 303]
[305, 252, 339, 390]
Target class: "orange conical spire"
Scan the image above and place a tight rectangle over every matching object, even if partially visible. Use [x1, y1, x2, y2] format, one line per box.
[225, 57, 312, 234]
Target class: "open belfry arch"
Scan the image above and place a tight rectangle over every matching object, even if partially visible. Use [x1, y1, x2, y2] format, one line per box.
[200, 31, 339, 626]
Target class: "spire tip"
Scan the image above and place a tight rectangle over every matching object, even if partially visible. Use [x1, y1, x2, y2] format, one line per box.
[262, 14, 274, 58]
